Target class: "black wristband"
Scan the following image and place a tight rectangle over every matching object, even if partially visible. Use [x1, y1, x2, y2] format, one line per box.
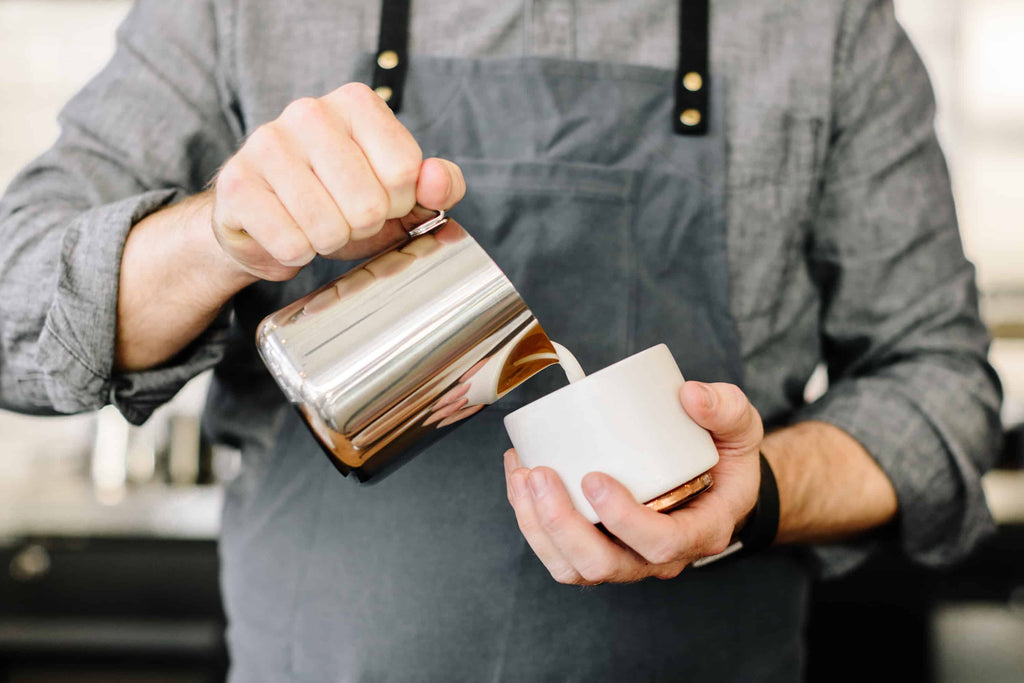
[737, 452, 780, 553]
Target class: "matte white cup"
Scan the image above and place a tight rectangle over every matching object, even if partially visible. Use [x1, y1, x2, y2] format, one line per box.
[504, 344, 719, 523]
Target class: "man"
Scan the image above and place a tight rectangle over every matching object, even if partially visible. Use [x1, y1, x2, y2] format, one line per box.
[0, 0, 1001, 680]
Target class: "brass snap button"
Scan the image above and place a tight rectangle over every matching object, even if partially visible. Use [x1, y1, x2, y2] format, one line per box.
[377, 50, 400, 70]
[679, 109, 702, 126]
[682, 72, 703, 92]
[374, 85, 393, 102]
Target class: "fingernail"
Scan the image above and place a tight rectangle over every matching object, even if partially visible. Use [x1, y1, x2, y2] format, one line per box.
[582, 474, 607, 503]
[528, 470, 549, 499]
[503, 451, 515, 477]
[695, 382, 715, 410]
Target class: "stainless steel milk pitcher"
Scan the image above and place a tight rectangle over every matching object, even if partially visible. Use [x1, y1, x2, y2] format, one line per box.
[256, 211, 559, 481]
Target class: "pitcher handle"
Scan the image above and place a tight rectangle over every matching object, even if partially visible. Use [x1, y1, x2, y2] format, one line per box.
[405, 209, 448, 238]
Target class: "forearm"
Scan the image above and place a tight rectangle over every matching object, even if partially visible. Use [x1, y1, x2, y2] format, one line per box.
[761, 420, 898, 546]
[115, 191, 257, 371]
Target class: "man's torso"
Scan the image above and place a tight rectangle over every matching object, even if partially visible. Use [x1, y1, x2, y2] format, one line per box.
[203, 2, 843, 680]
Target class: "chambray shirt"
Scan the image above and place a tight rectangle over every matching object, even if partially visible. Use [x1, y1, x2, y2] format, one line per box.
[0, 0, 1002, 674]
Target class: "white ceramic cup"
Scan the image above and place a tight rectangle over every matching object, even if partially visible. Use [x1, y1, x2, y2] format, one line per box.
[504, 344, 719, 523]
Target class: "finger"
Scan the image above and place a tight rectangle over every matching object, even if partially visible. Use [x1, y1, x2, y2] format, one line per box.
[433, 382, 470, 410]
[363, 249, 416, 278]
[416, 158, 466, 211]
[679, 382, 763, 451]
[281, 97, 390, 242]
[527, 467, 645, 584]
[323, 219, 407, 260]
[324, 82, 422, 219]
[664, 490, 742, 560]
[246, 123, 352, 256]
[582, 472, 690, 565]
[435, 403, 484, 428]
[583, 471, 732, 566]
[215, 160, 315, 268]
[503, 456, 583, 585]
[399, 233, 442, 258]
[423, 397, 467, 426]
[504, 448, 527, 474]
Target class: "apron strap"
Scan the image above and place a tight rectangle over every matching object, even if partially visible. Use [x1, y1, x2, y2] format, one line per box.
[372, 0, 711, 135]
[372, 0, 411, 112]
[674, 0, 710, 136]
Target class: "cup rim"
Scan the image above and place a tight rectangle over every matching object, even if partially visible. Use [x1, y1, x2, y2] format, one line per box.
[504, 343, 671, 422]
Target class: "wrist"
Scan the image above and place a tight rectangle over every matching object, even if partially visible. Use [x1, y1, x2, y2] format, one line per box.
[181, 191, 259, 293]
[735, 453, 780, 552]
[691, 452, 777, 569]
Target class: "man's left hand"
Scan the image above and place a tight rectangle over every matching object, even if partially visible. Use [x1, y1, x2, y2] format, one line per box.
[504, 381, 764, 584]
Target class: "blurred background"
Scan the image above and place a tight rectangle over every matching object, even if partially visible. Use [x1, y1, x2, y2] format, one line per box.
[0, 1, 1022, 681]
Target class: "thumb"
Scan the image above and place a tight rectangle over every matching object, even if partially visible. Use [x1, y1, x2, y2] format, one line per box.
[415, 157, 466, 211]
[680, 381, 763, 451]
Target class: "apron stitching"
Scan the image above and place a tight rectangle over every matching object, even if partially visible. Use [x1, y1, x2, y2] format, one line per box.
[401, 60, 470, 137]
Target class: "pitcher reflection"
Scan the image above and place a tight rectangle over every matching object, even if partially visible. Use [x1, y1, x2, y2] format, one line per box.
[257, 216, 562, 481]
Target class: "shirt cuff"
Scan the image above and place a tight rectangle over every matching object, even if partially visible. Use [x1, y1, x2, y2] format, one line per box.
[36, 189, 229, 424]
[790, 376, 997, 579]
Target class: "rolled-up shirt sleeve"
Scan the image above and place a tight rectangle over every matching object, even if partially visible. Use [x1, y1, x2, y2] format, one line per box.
[0, 0, 238, 423]
[795, 0, 1003, 577]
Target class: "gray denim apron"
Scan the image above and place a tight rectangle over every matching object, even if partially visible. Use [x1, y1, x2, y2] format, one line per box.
[207, 6, 809, 681]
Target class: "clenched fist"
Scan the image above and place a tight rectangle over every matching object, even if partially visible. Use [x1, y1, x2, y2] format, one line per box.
[212, 82, 466, 281]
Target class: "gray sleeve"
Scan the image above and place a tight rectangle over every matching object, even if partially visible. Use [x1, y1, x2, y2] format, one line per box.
[0, 0, 239, 424]
[794, 0, 1003, 578]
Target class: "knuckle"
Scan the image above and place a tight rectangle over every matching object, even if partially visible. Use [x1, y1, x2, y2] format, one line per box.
[308, 222, 350, 255]
[645, 540, 682, 566]
[600, 504, 634, 531]
[262, 265, 300, 282]
[516, 515, 542, 539]
[537, 507, 566, 534]
[695, 517, 732, 558]
[451, 161, 466, 186]
[379, 155, 423, 192]
[750, 410, 765, 442]
[246, 123, 285, 157]
[721, 383, 748, 416]
[274, 238, 313, 265]
[282, 97, 325, 126]
[654, 565, 683, 580]
[551, 567, 581, 585]
[728, 386, 760, 434]
[339, 81, 375, 102]
[712, 383, 764, 444]
[577, 559, 614, 584]
[215, 161, 248, 200]
[704, 533, 732, 558]
[346, 197, 388, 233]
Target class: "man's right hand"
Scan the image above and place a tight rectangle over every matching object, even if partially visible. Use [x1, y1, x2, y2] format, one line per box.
[115, 83, 464, 371]
[211, 82, 466, 281]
